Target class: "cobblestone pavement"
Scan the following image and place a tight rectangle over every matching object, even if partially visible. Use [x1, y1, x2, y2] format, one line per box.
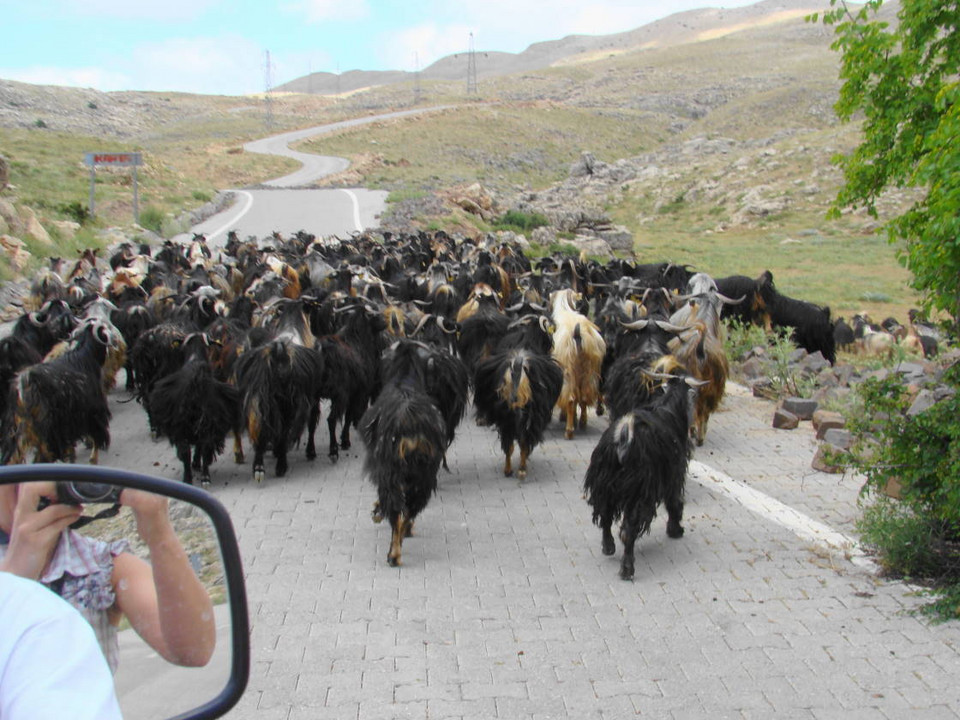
[103, 380, 960, 719]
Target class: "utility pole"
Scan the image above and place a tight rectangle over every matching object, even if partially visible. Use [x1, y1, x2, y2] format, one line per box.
[414, 52, 422, 105]
[466, 32, 478, 95]
[263, 50, 274, 129]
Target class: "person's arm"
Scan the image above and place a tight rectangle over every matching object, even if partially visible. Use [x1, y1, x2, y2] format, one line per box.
[0, 483, 80, 580]
[0, 572, 122, 720]
[112, 489, 216, 667]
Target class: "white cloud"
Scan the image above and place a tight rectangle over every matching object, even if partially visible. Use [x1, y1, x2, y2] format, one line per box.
[130, 35, 267, 95]
[58, 0, 219, 21]
[281, 0, 369, 23]
[0, 66, 131, 91]
[376, 22, 476, 72]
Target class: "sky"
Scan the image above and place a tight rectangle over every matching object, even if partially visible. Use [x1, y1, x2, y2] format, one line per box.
[1, 0, 761, 97]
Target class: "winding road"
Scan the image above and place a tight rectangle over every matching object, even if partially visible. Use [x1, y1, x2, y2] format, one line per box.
[174, 106, 448, 245]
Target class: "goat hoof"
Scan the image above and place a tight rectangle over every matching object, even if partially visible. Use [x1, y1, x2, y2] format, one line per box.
[340, 439, 351, 450]
[306, 447, 317, 461]
[201, 477, 211, 489]
[234, 452, 245, 464]
[619, 567, 635, 581]
[517, 469, 527, 481]
[253, 467, 265, 484]
[601, 538, 616, 556]
[666, 522, 684, 539]
[565, 430, 574, 440]
[371, 503, 383, 523]
[328, 453, 339, 464]
[387, 555, 401, 567]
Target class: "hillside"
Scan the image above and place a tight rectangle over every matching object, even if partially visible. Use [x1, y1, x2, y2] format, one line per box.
[276, 0, 827, 95]
[0, 0, 920, 322]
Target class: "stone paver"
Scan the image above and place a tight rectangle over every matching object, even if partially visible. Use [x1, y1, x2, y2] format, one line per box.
[101, 379, 960, 719]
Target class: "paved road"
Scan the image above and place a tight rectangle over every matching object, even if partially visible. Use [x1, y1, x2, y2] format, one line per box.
[174, 106, 450, 246]
[98, 379, 960, 719]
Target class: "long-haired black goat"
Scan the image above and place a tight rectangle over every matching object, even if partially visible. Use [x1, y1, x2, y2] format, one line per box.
[359, 339, 449, 567]
[583, 365, 703, 580]
[146, 333, 241, 486]
[2, 321, 112, 465]
[473, 313, 563, 479]
[234, 299, 325, 483]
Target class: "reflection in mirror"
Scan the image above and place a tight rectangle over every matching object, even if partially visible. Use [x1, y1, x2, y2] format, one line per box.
[0, 480, 231, 720]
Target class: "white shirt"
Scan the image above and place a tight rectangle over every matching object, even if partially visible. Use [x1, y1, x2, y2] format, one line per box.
[0, 571, 123, 720]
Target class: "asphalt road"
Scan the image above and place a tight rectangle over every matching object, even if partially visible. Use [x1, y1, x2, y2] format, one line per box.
[174, 106, 449, 246]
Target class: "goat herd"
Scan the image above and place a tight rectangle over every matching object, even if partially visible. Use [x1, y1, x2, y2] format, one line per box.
[0, 229, 938, 576]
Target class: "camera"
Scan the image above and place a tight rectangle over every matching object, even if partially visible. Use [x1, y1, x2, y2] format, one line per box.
[55, 481, 123, 506]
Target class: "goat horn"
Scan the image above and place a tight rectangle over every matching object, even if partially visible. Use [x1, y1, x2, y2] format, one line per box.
[654, 320, 693, 333]
[411, 313, 432, 336]
[437, 316, 458, 335]
[718, 293, 747, 305]
[619, 319, 650, 330]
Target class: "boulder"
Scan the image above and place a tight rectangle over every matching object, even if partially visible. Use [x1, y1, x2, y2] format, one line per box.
[773, 407, 799, 430]
[812, 444, 844, 474]
[781, 397, 818, 420]
[812, 410, 845, 439]
[19, 206, 51, 245]
[0, 154, 8, 191]
[0, 235, 32, 272]
[822, 428, 852, 449]
[596, 224, 634, 253]
[571, 236, 613, 259]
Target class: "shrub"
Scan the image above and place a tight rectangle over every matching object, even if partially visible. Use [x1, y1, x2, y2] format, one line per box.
[59, 201, 90, 225]
[493, 210, 549, 233]
[139, 205, 166, 234]
[844, 365, 960, 620]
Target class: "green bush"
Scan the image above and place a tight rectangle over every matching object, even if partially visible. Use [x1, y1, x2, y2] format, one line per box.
[139, 205, 165, 234]
[493, 210, 549, 233]
[844, 366, 960, 620]
[58, 201, 90, 225]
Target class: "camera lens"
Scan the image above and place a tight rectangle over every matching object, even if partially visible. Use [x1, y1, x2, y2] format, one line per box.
[56, 482, 121, 505]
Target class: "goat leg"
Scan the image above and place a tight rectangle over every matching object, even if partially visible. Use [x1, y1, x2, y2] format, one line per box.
[326, 412, 339, 463]
[564, 399, 575, 440]
[600, 514, 616, 556]
[619, 521, 639, 580]
[305, 404, 320, 460]
[232, 430, 245, 464]
[252, 446, 266, 484]
[665, 494, 685, 539]
[275, 442, 289, 477]
[578, 401, 589, 429]
[517, 442, 530, 481]
[387, 513, 406, 567]
[503, 441, 514, 477]
[176, 442, 193, 485]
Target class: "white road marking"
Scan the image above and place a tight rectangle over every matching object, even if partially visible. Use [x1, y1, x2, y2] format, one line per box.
[204, 190, 254, 242]
[689, 460, 878, 571]
[340, 188, 364, 232]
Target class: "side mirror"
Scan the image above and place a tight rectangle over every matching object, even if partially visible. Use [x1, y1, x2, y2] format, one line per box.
[0, 464, 250, 720]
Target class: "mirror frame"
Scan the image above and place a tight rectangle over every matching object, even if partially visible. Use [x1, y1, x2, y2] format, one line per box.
[0, 464, 250, 720]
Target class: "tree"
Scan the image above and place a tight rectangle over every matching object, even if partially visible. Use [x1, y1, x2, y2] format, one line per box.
[814, 0, 960, 328]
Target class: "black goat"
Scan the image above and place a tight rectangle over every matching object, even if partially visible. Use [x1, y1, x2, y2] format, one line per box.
[234, 300, 325, 482]
[146, 333, 241, 486]
[583, 369, 701, 580]
[2, 321, 111, 465]
[473, 314, 562, 479]
[313, 300, 385, 462]
[360, 340, 449, 567]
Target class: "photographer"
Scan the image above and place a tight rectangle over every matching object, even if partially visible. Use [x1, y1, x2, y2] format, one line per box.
[0, 481, 216, 672]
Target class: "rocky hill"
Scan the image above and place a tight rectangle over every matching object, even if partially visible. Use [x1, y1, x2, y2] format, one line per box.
[277, 0, 828, 95]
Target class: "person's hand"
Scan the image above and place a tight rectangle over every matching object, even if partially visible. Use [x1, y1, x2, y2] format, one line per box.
[119, 488, 171, 545]
[0, 482, 82, 580]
